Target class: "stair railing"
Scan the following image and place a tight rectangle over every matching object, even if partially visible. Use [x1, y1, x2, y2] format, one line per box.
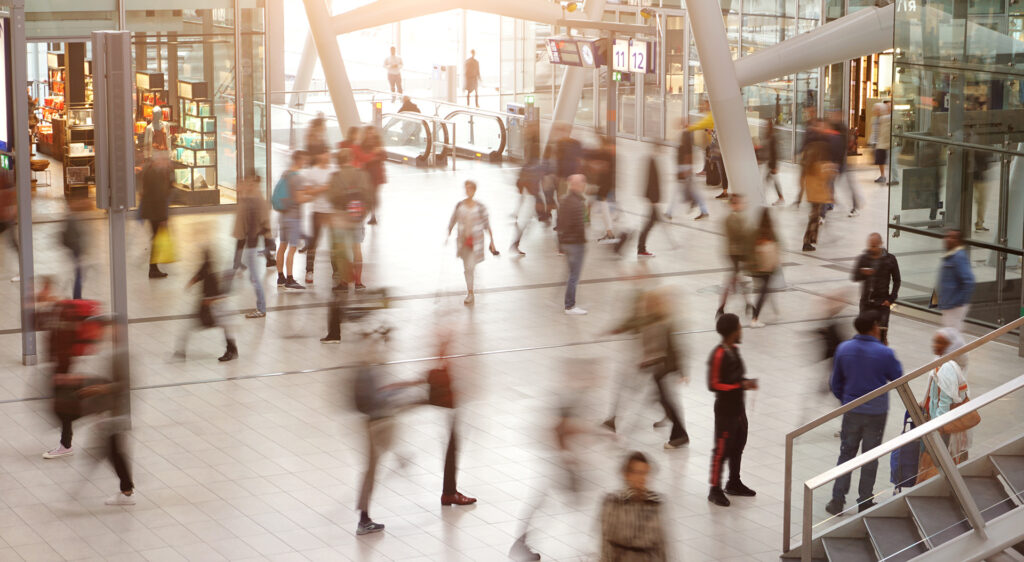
[782, 315, 1024, 555]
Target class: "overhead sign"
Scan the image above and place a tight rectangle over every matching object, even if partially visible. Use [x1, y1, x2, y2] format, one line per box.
[612, 39, 630, 72]
[629, 40, 654, 74]
[547, 37, 582, 67]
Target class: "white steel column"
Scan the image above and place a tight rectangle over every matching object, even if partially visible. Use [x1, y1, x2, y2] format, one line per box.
[683, 0, 763, 205]
[303, 0, 361, 130]
[268, 0, 286, 104]
[289, 34, 318, 109]
[549, 0, 606, 139]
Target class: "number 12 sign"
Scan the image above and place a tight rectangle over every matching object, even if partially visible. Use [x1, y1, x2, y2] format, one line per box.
[629, 40, 653, 73]
[612, 39, 630, 72]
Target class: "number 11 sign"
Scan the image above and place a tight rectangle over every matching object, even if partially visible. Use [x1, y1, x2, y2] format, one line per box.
[612, 39, 630, 73]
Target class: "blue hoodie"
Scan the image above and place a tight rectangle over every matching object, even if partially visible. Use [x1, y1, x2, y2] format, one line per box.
[830, 334, 903, 415]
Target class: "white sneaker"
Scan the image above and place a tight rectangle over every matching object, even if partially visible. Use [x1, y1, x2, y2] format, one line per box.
[848, 209, 860, 217]
[597, 235, 619, 245]
[10, 276, 19, 283]
[564, 307, 588, 315]
[105, 492, 136, 506]
[750, 319, 766, 328]
[42, 445, 73, 459]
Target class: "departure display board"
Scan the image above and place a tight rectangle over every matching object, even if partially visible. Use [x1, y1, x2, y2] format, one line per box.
[547, 37, 582, 67]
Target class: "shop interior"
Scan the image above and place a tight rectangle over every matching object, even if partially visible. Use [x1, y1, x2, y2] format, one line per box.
[27, 33, 239, 218]
[848, 50, 893, 146]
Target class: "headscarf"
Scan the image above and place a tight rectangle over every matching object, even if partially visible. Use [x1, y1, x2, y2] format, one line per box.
[933, 328, 968, 403]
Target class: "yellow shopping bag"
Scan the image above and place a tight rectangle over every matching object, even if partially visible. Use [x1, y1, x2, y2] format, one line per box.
[151, 226, 177, 264]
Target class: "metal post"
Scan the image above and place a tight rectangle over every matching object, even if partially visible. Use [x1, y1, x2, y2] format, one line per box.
[10, 0, 36, 365]
[783, 434, 794, 553]
[607, 31, 617, 137]
[92, 30, 134, 419]
[263, 4, 273, 199]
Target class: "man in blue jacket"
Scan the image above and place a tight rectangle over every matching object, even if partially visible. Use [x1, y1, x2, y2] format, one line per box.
[937, 229, 975, 331]
[825, 310, 903, 516]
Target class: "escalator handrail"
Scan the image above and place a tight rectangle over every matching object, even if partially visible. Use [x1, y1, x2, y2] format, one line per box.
[442, 109, 508, 157]
[380, 112, 433, 163]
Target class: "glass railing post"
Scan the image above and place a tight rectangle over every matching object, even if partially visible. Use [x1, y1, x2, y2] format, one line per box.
[783, 435, 794, 553]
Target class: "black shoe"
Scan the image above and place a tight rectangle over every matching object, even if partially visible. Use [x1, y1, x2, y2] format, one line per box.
[824, 499, 844, 516]
[333, 283, 349, 292]
[715, 306, 725, 320]
[320, 336, 341, 344]
[724, 480, 756, 497]
[367, 216, 377, 226]
[602, 418, 616, 433]
[858, 500, 877, 513]
[509, 536, 541, 561]
[218, 348, 238, 362]
[266, 258, 277, 268]
[149, 267, 168, 279]
[708, 487, 731, 507]
[802, 243, 816, 252]
[355, 283, 366, 290]
[277, 274, 287, 287]
[664, 437, 689, 449]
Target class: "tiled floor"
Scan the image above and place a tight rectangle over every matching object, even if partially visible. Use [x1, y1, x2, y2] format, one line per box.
[1, 139, 1022, 561]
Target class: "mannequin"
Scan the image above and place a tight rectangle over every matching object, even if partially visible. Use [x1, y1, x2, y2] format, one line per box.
[143, 106, 170, 160]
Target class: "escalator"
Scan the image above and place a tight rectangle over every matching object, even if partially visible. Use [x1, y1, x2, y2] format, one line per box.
[380, 113, 433, 167]
[380, 107, 514, 167]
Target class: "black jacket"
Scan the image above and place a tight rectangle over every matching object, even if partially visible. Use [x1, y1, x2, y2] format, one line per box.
[707, 344, 748, 406]
[852, 250, 901, 307]
[556, 191, 586, 245]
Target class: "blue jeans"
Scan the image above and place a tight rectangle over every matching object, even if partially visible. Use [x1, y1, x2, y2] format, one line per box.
[563, 243, 585, 309]
[831, 412, 887, 504]
[243, 247, 265, 313]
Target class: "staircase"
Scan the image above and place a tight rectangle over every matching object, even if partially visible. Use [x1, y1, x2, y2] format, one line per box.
[791, 437, 1024, 561]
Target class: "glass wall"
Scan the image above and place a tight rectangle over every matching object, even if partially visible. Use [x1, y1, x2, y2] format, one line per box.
[889, 0, 1024, 328]
[24, 2, 268, 210]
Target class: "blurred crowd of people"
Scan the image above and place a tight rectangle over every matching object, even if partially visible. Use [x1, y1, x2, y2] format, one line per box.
[16, 98, 987, 561]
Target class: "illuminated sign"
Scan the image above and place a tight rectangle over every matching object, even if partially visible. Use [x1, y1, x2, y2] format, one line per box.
[629, 40, 654, 74]
[612, 39, 630, 72]
[0, 18, 10, 154]
[547, 37, 582, 66]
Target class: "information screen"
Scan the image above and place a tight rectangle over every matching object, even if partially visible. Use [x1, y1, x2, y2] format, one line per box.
[0, 18, 10, 154]
[547, 38, 582, 67]
[612, 39, 630, 72]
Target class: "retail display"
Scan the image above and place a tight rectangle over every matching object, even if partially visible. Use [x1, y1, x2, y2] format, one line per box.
[135, 71, 172, 145]
[36, 46, 95, 193]
[173, 80, 219, 205]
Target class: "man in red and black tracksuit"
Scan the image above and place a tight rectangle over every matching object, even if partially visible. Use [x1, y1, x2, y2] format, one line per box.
[707, 313, 759, 507]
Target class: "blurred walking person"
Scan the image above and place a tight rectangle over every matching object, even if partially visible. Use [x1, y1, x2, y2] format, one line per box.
[303, 149, 336, 285]
[599, 452, 669, 560]
[359, 127, 387, 225]
[558, 174, 588, 315]
[62, 191, 90, 299]
[717, 195, 750, 319]
[636, 155, 662, 258]
[272, 150, 310, 290]
[175, 249, 237, 362]
[748, 208, 781, 329]
[234, 175, 271, 318]
[446, 180, 499, 305]
[800, 141, 837, 252]
[936, 229, 975, 330]
[666, 118, 709, 221]
[140, 153, 172, 278]
[587, 135, 620, 244]
[510, 122, 546, 256]
[852, 233, 900, 344]
[605, 286, 690, 449]
[707, 313, 759, 507]
[763, 119, 784, 205]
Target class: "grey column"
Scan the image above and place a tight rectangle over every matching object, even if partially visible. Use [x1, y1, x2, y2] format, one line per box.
[11, 0, 36, 365]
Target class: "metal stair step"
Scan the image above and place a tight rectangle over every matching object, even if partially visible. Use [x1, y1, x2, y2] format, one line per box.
[906, 496, 971, 547]
[990, 455, 1024, 500]
[963, 476, 1017, 521]
[863, 516, 927, 562]
[821, 537, 877, 562]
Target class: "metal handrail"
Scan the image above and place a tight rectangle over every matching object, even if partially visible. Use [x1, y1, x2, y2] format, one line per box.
[797, 375, 1024, 562]
[782, 315, 1024, 554]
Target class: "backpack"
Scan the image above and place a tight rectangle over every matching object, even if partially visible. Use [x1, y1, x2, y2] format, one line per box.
[271, 172, 293, 212]
[889, 411, 921, 491]
[352, 367, 379, 415]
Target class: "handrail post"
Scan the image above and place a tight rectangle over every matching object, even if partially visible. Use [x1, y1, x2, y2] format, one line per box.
[783, 434, 794, 553]
[896, 383, 927, 427]
[801, 484, 813, 562]
[922, 430, 988, 538]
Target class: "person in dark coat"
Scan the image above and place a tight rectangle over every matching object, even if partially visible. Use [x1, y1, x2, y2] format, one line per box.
[852, 233, 900, 345]
[139, 153, 173, 278]
[464, 49, 481, 107]
[636, 155, 661, 257]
